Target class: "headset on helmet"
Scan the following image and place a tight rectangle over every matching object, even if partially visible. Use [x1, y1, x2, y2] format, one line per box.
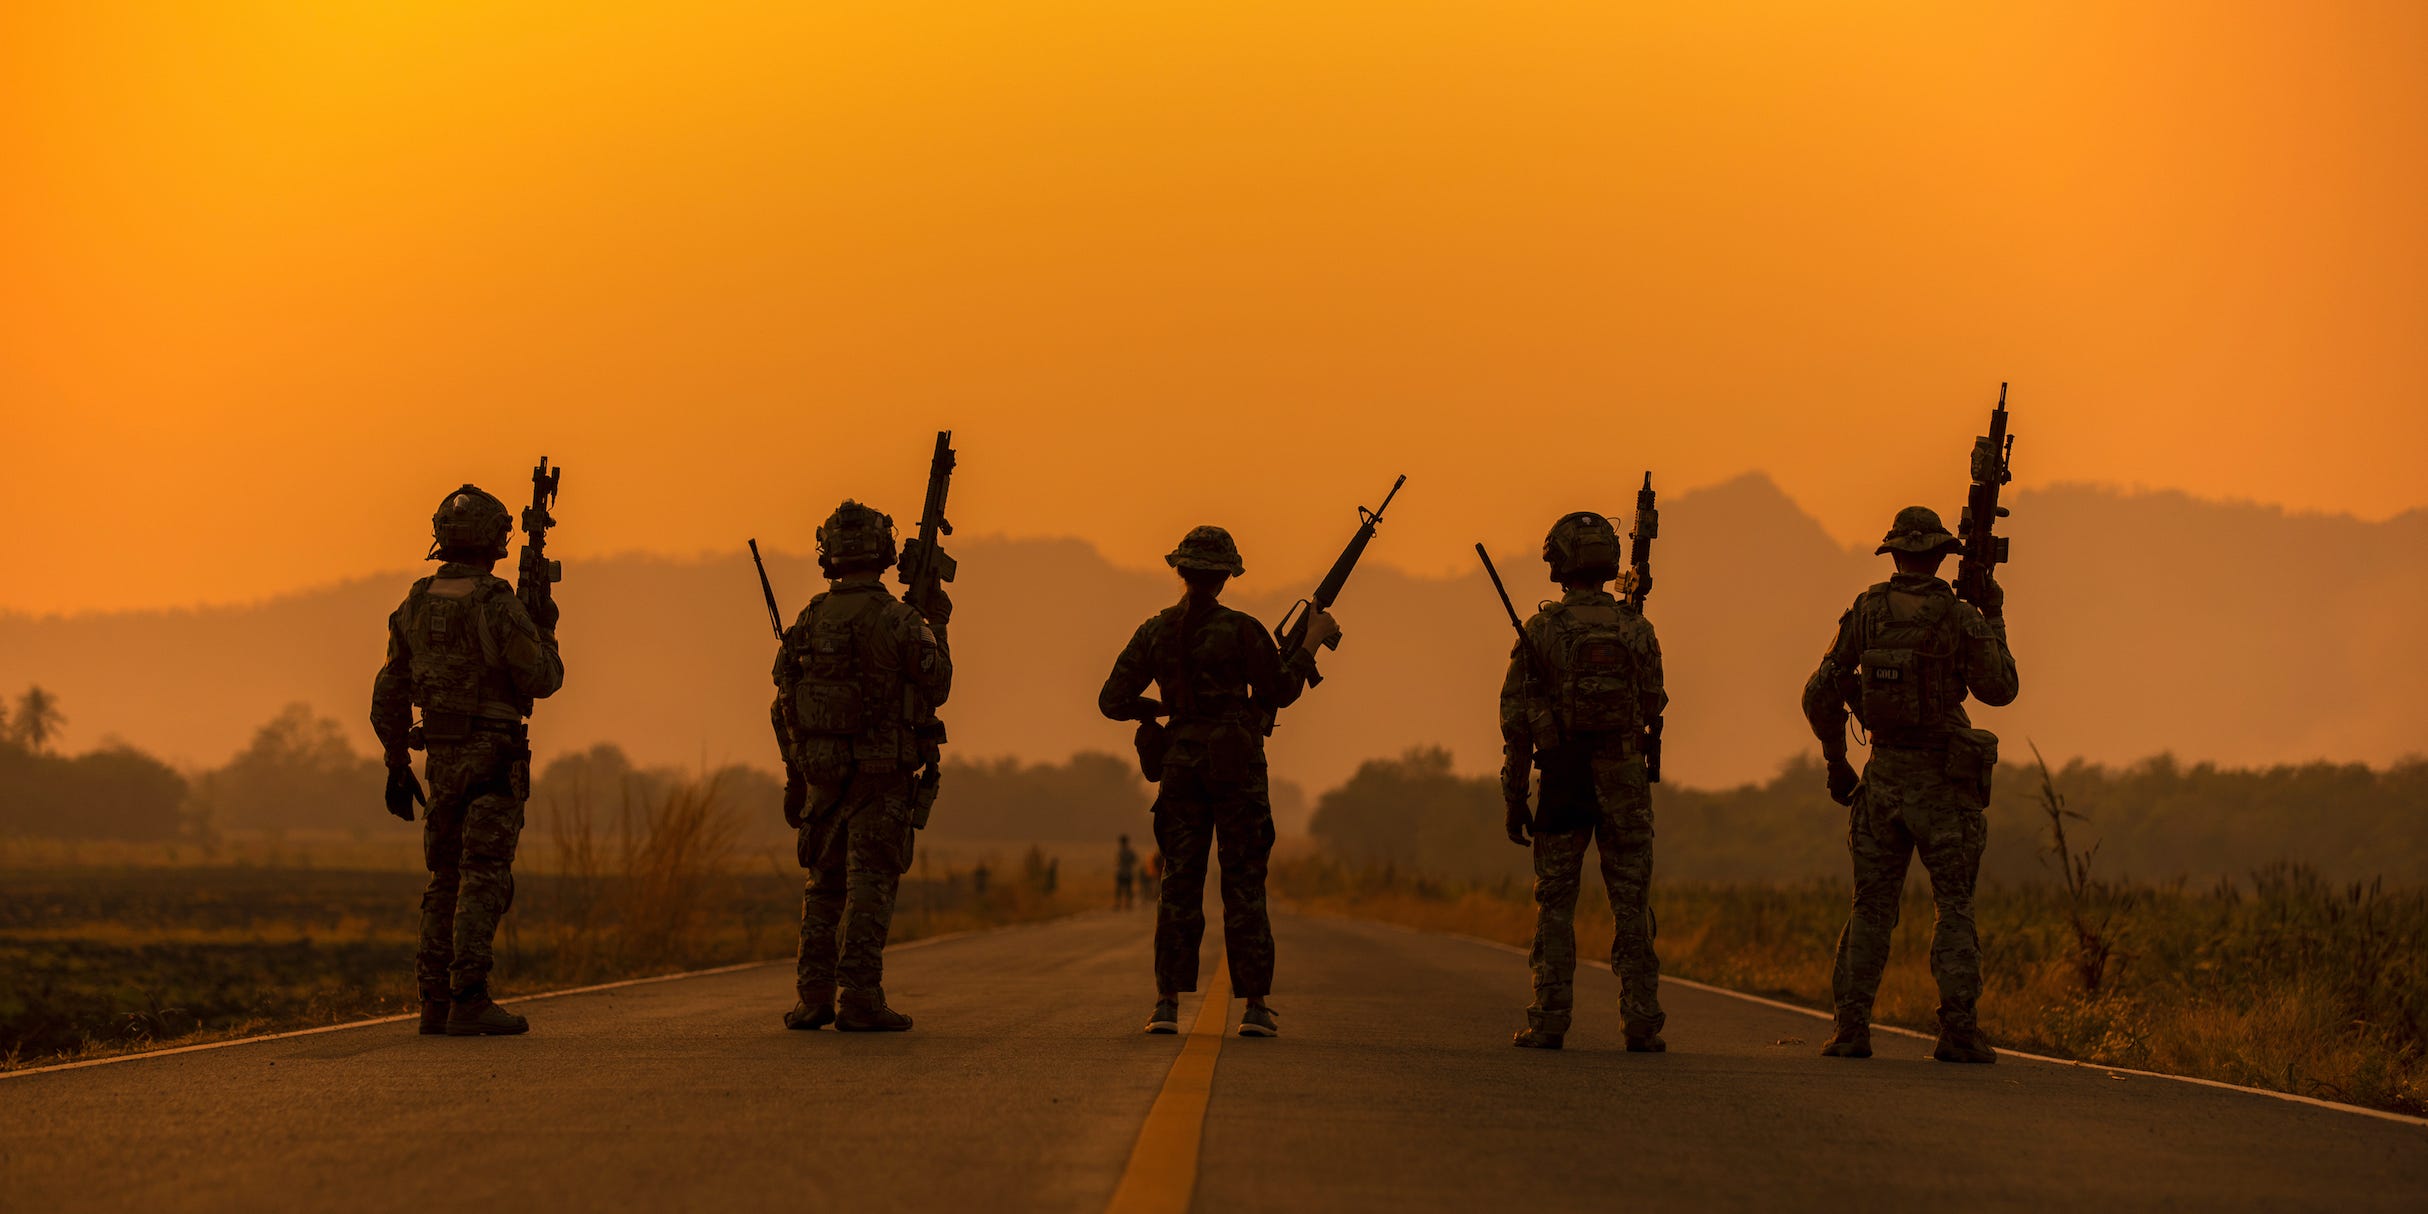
[1542, 511, 1621, 581]
[428, 485, 513, 562]
[817, 499, 898, 575]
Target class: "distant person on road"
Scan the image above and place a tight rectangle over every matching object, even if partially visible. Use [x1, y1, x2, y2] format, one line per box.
[1499, 512, 1668, 1052]
[1802, 506, 2018, 1063]
[771, 500, 953, 1034]
[1115, 834, 1138, 908]
[370, 485, 564, 1037]
[1099, 526, 1334, 1039]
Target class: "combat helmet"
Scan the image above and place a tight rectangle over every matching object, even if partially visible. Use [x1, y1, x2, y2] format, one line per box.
[1875, 506, 1962, 557]
[1542, 511, 1621, 580]
[428, 485, 513, 562]
[817, 499, 898, 575]
[1165, 526, 1245, 577]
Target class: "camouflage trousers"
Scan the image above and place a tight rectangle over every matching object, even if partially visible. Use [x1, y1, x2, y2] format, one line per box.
[796, 771, 915, 996]
[1830, 742, 1989, 1025]
[1528, 750, 1664, 1037]
[1152, 767, 1277, 999]
[417, 732, 530, 999]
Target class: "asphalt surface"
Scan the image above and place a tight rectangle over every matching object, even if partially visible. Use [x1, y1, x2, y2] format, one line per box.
[2, 910, 2421, 1213]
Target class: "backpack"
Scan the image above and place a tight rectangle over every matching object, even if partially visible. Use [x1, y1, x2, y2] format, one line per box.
[1541, 601, 1643, 739]
[791, 591, 877, 782]
[1855, 585, 1962, 734]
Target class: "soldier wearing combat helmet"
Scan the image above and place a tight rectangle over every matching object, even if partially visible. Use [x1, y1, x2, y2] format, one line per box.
[1802, 505, 2018, 1063]
[370, 484, 564, 1036]
[773, 499, 952, 1033]
[1499, 511, 1668, 1051]
[1099, 525, 1335, 1039]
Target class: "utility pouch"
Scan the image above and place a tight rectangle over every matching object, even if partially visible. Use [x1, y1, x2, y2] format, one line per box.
[1134, 719, 1170, 783]
[1857, 647, 1927, 732]
[420, 711, 473, 743]
[1945, 728, 1999, 810]
[795, 736, 854, 786]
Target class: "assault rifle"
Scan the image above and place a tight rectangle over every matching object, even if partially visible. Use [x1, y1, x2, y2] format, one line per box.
[1955, 384, 2015, 611]
[897, 430, 958, 612]
[894, 431, 958, 829]
[1621, 472, 1663, 783]
[1274, 474, 1406, 688]
[517, 457, 562, 624]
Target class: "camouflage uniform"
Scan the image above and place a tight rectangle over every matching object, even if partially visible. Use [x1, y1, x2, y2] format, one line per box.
[1099, 527, 1317, 1001]
[1803, 507, 2017, 1046]
[1501, 583, 1669, 1042]
[372, 513, 563, 1008]
[773, 501, 951, 1020]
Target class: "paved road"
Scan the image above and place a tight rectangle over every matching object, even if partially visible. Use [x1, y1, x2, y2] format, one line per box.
[3, 911, 2421, 1212]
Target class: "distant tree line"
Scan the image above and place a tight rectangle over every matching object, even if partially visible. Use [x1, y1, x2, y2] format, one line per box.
[1310, 747, 2428, 886]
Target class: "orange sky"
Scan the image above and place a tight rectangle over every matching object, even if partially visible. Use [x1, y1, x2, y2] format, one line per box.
[4, 2, 2423, 616]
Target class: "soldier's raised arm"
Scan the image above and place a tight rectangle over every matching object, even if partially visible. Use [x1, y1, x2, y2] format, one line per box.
[901, 602, 953, 709]
[1958, 593, 2018, 708]
[484, 593, 564, 701]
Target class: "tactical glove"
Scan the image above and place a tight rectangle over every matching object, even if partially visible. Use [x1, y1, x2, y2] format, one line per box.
[1963, 574, 2004, 618]
[1826, 755, 1861, 807]
[1300, 608, 1342, 652]
[528, 591, 561, 632]
[1504, 796, 1534, 847]
[918, 585, 952, 629]
[384, 763, 427, 822]
[782, 765, 808, 829]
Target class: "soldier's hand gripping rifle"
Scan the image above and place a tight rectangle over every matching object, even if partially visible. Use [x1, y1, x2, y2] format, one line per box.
[518, 457, 563, 630]
[1955, 384, 2015, 614]
[1622, 471, 1663, 783]
[750, 539, 810, 829]
[1265, 475, 1406, 730]
[894, 430, 957, 827]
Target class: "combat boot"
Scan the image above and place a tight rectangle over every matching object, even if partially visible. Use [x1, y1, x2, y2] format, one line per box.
[418, 999, 450, 1036]
[836, 988, 913, 1032]
[1934, 1004, 1997, 1064]
[1511, 1027, 1564, 1049]
[1625, 1032, 1668, 1053]
[784, 984, 836, 1031]
[1820, 1019, 1872, 1059]
[445, 985, 530, 1036]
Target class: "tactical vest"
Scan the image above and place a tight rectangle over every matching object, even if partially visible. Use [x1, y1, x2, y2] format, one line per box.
[1540, 600, 1643, 741]
[1149, 606, 1253, 727]
[790, 589, 923, 780]
[1852, 582, 1968, 744]
[401, 575, 529, 722]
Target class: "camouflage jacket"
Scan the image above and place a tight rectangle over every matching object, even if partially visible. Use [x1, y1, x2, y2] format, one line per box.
[1802, 572, 2017, 751]
[370, 562, 563, 762]
[1498, 587, 1666, 804]
[770, 575, 951, 778]
[1098, 597, 1316, 778]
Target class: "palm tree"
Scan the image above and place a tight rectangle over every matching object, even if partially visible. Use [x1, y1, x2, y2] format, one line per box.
[13, 685, 65, 752]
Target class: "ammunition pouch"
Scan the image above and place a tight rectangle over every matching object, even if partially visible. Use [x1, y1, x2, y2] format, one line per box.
[1946, 728, 1999, 810]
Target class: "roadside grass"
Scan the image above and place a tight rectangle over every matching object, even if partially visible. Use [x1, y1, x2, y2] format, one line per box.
[1274, 857, 2428, 1116]
[1, 774, 1083, 1071]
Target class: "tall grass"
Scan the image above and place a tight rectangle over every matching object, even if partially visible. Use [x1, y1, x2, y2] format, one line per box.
[1275, 856, 2428, 1114]
[529, 766, 756, 981]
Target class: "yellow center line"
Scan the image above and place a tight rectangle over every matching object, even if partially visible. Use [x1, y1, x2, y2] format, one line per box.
[1106, 955, 1232, 1214]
